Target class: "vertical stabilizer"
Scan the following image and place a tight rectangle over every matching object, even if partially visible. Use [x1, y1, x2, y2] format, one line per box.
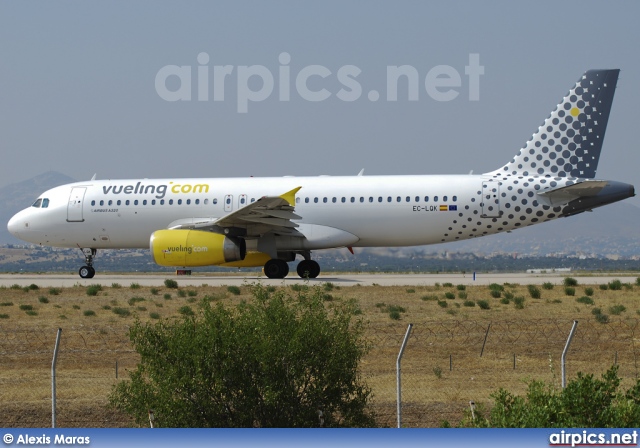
[487, 70, 619, 179]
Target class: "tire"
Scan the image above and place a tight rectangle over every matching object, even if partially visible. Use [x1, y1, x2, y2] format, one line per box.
[79, 266, 95, 279]
[297, 260, 320, 279]
[264, 259, 289, 279]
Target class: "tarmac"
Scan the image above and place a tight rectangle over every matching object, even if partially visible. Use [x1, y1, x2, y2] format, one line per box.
[0, 272, 636, 288]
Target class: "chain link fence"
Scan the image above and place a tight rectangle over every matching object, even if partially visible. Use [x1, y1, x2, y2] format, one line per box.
[1, 319, 638, 427]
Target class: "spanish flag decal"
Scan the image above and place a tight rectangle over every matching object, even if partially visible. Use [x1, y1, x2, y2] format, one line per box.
[439, 205, 448, 211]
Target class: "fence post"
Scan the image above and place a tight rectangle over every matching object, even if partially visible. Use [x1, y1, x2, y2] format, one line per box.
[480, 323, 491, 357]
[397, 323, 413, 428]
[562, 320, 578, 388]
[52, 328, 62, 428]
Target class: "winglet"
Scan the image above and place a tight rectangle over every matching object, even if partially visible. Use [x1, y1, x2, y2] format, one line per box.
[280, 186, 302, 206]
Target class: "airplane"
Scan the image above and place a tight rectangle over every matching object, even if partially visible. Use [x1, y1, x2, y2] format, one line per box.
[7, 69, 635, 279]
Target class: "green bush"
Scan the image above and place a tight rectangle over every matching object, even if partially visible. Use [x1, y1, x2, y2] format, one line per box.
[563, 277, 578, 287]
[489, 283, 504, 292]
[464, 365, 640, 427]
[499, 297, 510, 305]
[112, 307, 131, 317]
[442, 282, 453, 288]
[19, 304, 33, 311]
[0, 302, 13, 307]
[28, 283, 39, 290]
[609, 304, 626, 315]
[178, 305, 194, 316]
[38, 296, 49, 304]
[150, 288, 159, 295]
[608, 280, 623, 291]
[456, 285, 466, 291]
[177, 289, 187, 298]
[514, 296, 525, 309]
[149, 312, 161, 320]
[477, 300, 490, 310]
[130, 282, 141, 289]
[490, 290, 501, 298]
[542, 282, 554, 290]
[109, 284, 375, 427]
[444, 292, 455, 300]
[164, 279, 179, 289]
[128, 297, 146, 306]
[389, 310, 401, 320]
[86, 284, 102, 296]
[528, 285, 541, 299]
[576, 296, 594, 305]
[48, 288, 61, 295]
[458, 292, 467, 299]
[0, 314, 9, 319]
[463, 300, 475, 307]
[584, 287, 594, 296]
[227, 286, 241, 296]
[83, 310, 96, 317]
[421, 295, 438, 301]
[437, 300, 448, 308]
[26, 310, 38, 316]
[111, 283, 122, 289]
[564, 287, 576, 296]
[406, 288, 415, 294]
[163, 293, 172, 300]
[599, 284, 609, 291]
[187, 290, 198, 297]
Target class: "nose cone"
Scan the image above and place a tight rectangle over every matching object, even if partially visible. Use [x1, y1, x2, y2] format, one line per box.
[7, 211, 26, 239]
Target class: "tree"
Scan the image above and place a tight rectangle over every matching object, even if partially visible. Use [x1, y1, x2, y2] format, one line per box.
[109, 284, 375, 427]
[459, 365, 640, 427]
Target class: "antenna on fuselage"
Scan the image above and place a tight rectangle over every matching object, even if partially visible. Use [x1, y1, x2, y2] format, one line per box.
[90, 173, 97, 181]
[358, 169, 365, 176]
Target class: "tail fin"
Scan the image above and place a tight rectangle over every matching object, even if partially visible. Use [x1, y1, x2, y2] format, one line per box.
[487, 69, 619, 179]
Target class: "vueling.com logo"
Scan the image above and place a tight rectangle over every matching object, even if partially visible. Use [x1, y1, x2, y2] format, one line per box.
[102, 181, 210, 199]
[165, 245, 209, 255]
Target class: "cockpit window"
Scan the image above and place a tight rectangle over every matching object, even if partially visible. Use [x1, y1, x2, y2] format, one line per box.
[41, 198, 49, 208]
[32, 199, 42, 208]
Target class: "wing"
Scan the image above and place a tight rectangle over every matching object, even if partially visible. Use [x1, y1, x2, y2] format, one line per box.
[168, 187, 303, 237]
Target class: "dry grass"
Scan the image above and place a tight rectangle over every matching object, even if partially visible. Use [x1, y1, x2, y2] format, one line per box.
[0, 278, 639, 427]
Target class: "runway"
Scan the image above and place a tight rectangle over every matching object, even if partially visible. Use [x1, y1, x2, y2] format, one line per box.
[0, 272, 636, 288]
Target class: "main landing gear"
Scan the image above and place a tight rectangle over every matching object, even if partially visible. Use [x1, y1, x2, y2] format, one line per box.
[263, 257, 321, 279]
[78, 248, 97, 279]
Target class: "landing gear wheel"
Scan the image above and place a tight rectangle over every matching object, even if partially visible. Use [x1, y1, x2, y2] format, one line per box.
[297, 260, 321, 279]
[264, 259, 289, 279]
[79, 265, 95, 279]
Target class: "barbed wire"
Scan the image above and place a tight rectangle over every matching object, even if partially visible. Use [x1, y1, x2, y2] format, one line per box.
[1, 319, 638, 427]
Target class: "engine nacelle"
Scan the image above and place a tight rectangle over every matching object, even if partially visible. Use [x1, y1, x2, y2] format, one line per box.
[150, 229, 245, 267]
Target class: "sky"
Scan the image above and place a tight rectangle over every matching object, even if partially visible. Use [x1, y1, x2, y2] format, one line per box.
[1, 1, 639, 207]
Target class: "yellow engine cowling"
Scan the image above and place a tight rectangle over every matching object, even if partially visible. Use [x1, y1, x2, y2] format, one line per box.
[150, 229, 246, 267]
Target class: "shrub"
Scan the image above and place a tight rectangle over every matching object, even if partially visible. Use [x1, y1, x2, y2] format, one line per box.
[458, 292, 467, 300]
[528, 285, 541, 299]
[477, 300, 490, 310]
[48, 288, 61, 295]
[437, 300, 448, 308]
[608, 280, 623, 291]
[433, 367, 443, 379]
[112, 307, 131, 317]
[504, 291, 514, 301]
[514, 296, 525, 309]
[163, 294, 172, 300]
[178, 305, 194, 316]
[490, 290, 501, 298]
[636, 277, 640, 287]
[406, 288, 416, 294]
[389, 310, 401, 320]
[10, 284, 21, 290]
[83, 310, 96, 317]
[227, 286, 241, 296]
[149, 312, 161, 320]
[164, 279, 179, 289]
[102, 305, 112, 310]
[456, 285, 466, 291]
[442, 282, 453, 288]
[26, 310, 38, 316]
[111, 283, 122, 288]
[290, 284, 307, 292]
[564, 287, 576, 296]
[499, 297, 510, 305]
[177, 289, 187, 298]
[0, 314, 9, 319]
[599, 284, 609, 291]
[187, 290, 198, 297]
[421, 295, 438, 301]
[542, 282, 554, 290]
[38, 296, 49, 304]
[444, 292, 455, 300]
[128, 297, 146, 306]
[0, 302, 13, 307]
[86, 284, 102, 296]
[563, 277, 578, 287]
[72, 305, 81, 310]
[584, 287, 594, 297]
[28, 283, 39, 290]
[489, 283, 504, 292]
[130, 282, 141, 289]
[609, 305, 626, 315]
[19, 304, 33, 311]
[463, 300, 475, 307]
[576, 296, 594, 305]
[150, 288, 159, 295]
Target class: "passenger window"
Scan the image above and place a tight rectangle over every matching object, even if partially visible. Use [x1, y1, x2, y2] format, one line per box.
[177, 199, 182, 205]
[226, 198, 230, 205]
[32, 199, 42, 208]
[397, 196, 401, 202]
[443, 196, 448, 202]
[213, 198, 218, 205]
[351, 197, 355, 203]
[434, 196, 439, 202]
[126, 200, 130, 206]
[378, 197, 382, 203]
[186, 199, 191, 205]
[296, 197, 300, 204]
[332, 197, 337, 203]
[305, 197, 309, 203]
[369, 197, 373, 203]
[100, 200, 104, 206]
[42, 198, 49, 208]
[152, 200, 156, 205]
[387, 197, 392, 202]
[251, 198, 255, 203]
[108, 200, 113, 206]
[406, 197, 410, 202]
[323, 197, 327, 203]
[169, 199, 173, 205]
[453, 196, 457, 202]
[424, 196, 429, 202]
[117, 200, 121, 206]
[240, 198, 245, 204]
[360, 197, 364, 203]
[415, 196, 420, 202]
[160, 200, 164, 205]
[341, 197, 346, 203]
[195, 199, 199, 205]
[91, 200, 96, 206]
[143, 200, 148, 205]
[314, 197, 318, 203]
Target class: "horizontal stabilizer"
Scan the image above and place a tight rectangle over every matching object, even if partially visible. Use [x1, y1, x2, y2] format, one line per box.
[537, 180, 608, 206]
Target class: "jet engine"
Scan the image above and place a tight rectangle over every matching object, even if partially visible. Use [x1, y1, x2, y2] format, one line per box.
[150, 229, 246, 267]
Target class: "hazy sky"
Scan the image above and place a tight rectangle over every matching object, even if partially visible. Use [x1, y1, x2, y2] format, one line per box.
[1, 1, 638, 206]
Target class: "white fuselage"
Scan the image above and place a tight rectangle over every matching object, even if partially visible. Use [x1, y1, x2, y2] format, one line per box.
[7, 173, 571, 252]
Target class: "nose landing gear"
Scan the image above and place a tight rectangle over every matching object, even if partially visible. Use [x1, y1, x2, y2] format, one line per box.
[78, 248, 97, 279]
